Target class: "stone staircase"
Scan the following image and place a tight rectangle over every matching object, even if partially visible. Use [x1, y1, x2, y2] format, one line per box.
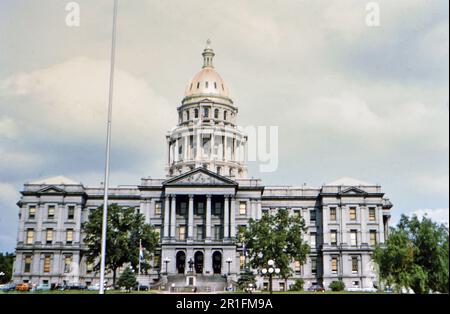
[165, 274, 228, 293]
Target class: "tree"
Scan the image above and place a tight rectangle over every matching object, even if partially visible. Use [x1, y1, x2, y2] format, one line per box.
[117, 266, 137, 292]
[374, 214, 449, 294]
[329, 280, 345, 291]
[82, 204, 160, 288]
[238, 209, 310, 283]
[0, 252, 14, 284]
[290, 278, 305, 291]
[237, 269, 256, 292]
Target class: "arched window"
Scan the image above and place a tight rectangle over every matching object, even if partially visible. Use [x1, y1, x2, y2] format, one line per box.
[186, 110, 190, 121]
[205, 81, 209, 88]
[214, 109, 219, 119]
[194, 109, 199, 119]
[224, 111, 228, 121]
[214, 82, 217, 89]
[197, 82, 200, 89]
[204, 107, 209, 118]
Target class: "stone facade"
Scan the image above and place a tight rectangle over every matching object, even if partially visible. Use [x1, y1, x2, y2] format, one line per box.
[12, 43, 392, 291]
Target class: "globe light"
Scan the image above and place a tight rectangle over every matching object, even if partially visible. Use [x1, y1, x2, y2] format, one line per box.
[261, 268, 268, 275]
[268, 259, 275, 266]
[268, 267, 274, 274]
[275, 268, 281, 274]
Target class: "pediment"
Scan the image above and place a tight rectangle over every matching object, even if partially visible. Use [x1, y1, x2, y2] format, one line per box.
[163, 168, 237, 186]
[37, 185, 65, 194]
[340, 187, 368, 196]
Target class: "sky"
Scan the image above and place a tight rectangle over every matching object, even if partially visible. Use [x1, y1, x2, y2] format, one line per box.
[0, 0, 448, 252]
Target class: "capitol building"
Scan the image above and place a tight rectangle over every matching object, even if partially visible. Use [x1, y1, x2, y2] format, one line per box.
[12, 42, 393, 292]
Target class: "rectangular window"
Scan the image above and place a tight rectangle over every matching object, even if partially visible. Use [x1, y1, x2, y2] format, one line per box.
[294, 261, 301, 273]
[28, 206, 36, 219]
[293, 209, 301, 218]
[45, 228, 53, 244]
[350, 230, 357, 246]
[178, 226, 186, 241]
[153, 254, 161, 270]
[67, 206, 75, 220]
[43, 255, 51, 273]
[331, 257, 338, 273]
[240, 254, 245, 270]
[214, 225, 222, 240]
[196, 225, 204, 240]
[196, 202, 205, 215]
[330, 207, 337, 221]
[179, 202, 187, 215]
[47, 205, 55, 219]
[311, 257, 317, 274]
[26, 229, 34, 245]
[64, 256, 72, 273]
[214, 201, 222, 215]
[352, 257, 358, 273]
[155, 202, 162, 215]
[349, 207, 357, 221]
[239, 202, 247, 216]
[154, 226, 161, 240]
[330, 230, 337, 245]
[310, 233, 316, 248]
[66, 229, 74, 244]
[369, 208, 376, 221]
[310, 209, 316, 222]
[24, 255, 32, 273]
[370, 231, 377, 246]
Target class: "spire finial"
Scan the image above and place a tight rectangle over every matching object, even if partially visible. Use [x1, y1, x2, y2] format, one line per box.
[202, 39, 215, 68]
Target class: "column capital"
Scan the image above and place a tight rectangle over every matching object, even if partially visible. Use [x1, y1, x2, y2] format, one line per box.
[206, 194, 212, 199]
[188, 194, 194, 199]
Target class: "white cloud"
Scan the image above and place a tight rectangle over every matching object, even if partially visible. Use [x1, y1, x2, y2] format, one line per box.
[0, 116, 19, 140]
[411, 208, 449, 226]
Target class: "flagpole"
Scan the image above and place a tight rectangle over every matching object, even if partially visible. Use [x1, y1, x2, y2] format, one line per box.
[99, 0, 119, 295]
[138, 239, 142, 292]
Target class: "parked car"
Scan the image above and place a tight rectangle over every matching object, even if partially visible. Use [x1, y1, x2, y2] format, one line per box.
[36, 283, 51, 291]
[0, 283, 17, 292]
[134, 284, 149, 291]
[308, 284, 325, 292]
[15, 283, 31, 292]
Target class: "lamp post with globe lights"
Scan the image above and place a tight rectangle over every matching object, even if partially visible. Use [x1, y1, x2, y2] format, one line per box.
[261, 259, 280, 294]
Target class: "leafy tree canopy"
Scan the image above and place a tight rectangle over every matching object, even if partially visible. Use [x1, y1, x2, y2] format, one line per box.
[0, 252, 14, 284]
[117, 266, 137, 292]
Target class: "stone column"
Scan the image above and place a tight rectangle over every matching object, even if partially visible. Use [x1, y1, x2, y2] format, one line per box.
[230, 197, 236, 238]
[184, 135, 188, 161]
[233, 138, 237, 161]
[360, 205, 367, 245]
[223, 134, 228, 161]
[188, 195, 194, 239]
[211, 132, 215, 159]
[206, 195, 212, 239]
[175, 138, 179, 162]
[224, 196, 229, 239]
[256, 200, 262, 220]
[170, 195, 176, 239]
[322, 206, 329, 245]
[378, 206, 385, 243]
[196, 130, 201, 161]
[164, 196, 170, 238]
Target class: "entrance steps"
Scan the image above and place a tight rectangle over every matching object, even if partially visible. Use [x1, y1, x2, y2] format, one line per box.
[166, 274, 227, 293]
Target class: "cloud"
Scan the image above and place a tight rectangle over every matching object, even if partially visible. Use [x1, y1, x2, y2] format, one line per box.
[411, 208, 449, 226]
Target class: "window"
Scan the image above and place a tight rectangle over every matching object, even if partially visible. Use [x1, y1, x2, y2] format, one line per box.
[330, 207, 337, 221]
[369, 208, 376, 221]
[43, 255, 51, 273]
[67, 206, 75, 220]
[64, 256, 72, 273]
[154, 226, 161, 239]
[330, 230, 337, 245]
[186, 110, 190, 121]
[311, 257, 317, 274]
[205, 81, 209, 88]
[179, 202, 187, 215]
[239, 202, 247, 216]
[214, 201, 222, 215]
[24, 255, 32, 273]
[370, 231, 377, 246]
[293, 209, 301, 218]
[204, 107, 209, 118]
[155, 202, 162, 215]
[196, 82, 200, 89]
[349, 207, 357, 221]
[224, 111, 228, 120]
[350, 230, 357, 246]
[214, 82, 217, 89]
[310, 233, 316, 248]
[331, 257, 338, 273]
[194, 109, 199, 118]
[214, 109, 219, 119]
[28, 206, 36, 219]
[352, 257, 358, 273]
[178, 226, 186, 241]
[66, 229, 74, 244]
[153, 254, 161, 270]
[240, 254, 246, 270]
[216, 166, 221, 175]
[294, 261, 301, 273]
[310, 209, 316, 222]
[47, 205, 55, 219]
[196, 225, 204, 240]
[214, 225, 222, 240]
[196, 201, 205, 215]
[26, 229, 34, 245]
[45, 229, 53, 244]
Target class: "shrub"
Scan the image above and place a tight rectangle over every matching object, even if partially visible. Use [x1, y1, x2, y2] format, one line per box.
[290, 279, 305, 291]
[329, 280, 345, 291]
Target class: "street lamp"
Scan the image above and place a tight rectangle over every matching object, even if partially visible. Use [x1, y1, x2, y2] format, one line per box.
[163, 257, 171, 275]
[261, 259, 280, 294]
[226, 258, 233, 275]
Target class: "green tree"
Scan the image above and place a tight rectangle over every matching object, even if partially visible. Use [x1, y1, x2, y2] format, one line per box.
[0, 252, 14, 284]
[374, 214, 449, 294]
[82, 204, 160, 288]
[237, 269, 256, 291]
[117, 266, 137, 292]
[329, 280, 345, 291]
[238, 209, 310, 283]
